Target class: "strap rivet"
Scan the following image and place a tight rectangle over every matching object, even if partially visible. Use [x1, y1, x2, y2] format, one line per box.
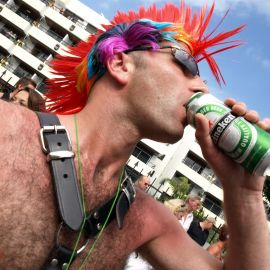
[51, 258, 58, 266]
[93, 211, 99, 219]
[97, 223, 102, 230]
[62, 263, 68, 270]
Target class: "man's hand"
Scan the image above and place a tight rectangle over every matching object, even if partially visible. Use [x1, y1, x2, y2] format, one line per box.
[194, 98, 268, 193]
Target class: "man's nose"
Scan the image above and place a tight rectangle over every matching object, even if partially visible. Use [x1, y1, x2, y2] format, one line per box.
[190, 76, 209, 94]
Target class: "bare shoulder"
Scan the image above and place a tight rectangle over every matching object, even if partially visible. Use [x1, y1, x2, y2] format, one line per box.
[0, 100, 38, 135]
[0, 101, 57, 269]
[0, 101, 43, 175]
[130, 191, 182, 241]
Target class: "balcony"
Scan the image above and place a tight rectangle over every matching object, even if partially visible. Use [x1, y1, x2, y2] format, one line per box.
[13, 64, 33, 78]
[14, 0, 46, 15]
[127, 155, 153, 177]
[43, 5, 89, 41]
[11, 45, 51, 78]
[0, 30, 16, 53]
[15, 8, 34, 24]
[28, 24, 69, 56]
[0, 3, 31, 34]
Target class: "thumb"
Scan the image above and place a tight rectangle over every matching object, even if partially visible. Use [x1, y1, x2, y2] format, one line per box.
[195, 113, 221, 164]
[194, 113, 236, 177]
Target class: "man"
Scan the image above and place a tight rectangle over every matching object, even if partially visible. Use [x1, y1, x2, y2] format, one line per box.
[187, 216, 216, 246]
[179, 194, 202, 231]
[0, 76, 36, 101]
[1, 2, 270, 270]
[135, 175, 150, 191]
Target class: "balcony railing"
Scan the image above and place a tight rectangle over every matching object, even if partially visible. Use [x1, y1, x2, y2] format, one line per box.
[16, 10, 34, 24]
[13, 66, 33, 78]
[3, 2, 18, 13]
[0, 27, 18, 42]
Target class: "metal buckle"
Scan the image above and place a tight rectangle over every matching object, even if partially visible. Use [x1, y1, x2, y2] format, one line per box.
[47, 151, 75, 162]
[39, 125, 72, 153]
[121, 176, 136, 205]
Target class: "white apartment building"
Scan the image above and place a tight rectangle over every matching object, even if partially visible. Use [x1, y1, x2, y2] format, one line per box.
[0, 0, 109, 91]
[127, 126, 226, 227]
[1, 0, 269, 229]
[129, 125, 270, 228]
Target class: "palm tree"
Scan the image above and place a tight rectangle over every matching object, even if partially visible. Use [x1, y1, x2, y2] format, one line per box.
[167, 176, 190, 200]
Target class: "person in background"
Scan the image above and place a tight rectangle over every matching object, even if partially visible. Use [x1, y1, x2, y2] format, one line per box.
[10, 88, 30, 107]
[0, 76, 36, 102]
[11, 87, 44, 111]
[135, 175, 151, 191]
[9, 78, 44, 111]
[207, 224, 229, 261]
[187, 216, 216, 246]
[164, 198, 187, 220]
[179, 194, 202, 231]
[27, 89, 45, 111]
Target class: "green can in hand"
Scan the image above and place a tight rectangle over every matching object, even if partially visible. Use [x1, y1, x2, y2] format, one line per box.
[186, 92, 270, 176]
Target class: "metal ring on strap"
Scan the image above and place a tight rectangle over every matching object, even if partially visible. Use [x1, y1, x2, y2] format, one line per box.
[56, 222, 90, 255]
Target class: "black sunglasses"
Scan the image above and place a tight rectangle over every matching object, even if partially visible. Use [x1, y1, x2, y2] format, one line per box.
[124, 45, 199, 77]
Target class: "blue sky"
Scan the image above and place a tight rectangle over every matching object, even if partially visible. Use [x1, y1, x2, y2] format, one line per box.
[80, 0, 270, 119]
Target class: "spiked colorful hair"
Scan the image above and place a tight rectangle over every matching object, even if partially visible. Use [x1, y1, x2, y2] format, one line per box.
[46, 1, 245, 114]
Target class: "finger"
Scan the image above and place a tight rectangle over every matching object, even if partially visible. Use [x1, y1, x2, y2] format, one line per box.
[257, 118, 270, 132]
[224, 98, 236, 108]
[225, 98, 247, 116]
[244, 110, 260, 123]
[231, 102, 247, 116]
[194, 113, 238, 177]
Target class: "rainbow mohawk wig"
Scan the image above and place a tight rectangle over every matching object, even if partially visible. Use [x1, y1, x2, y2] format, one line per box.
[46, 1, 245, 114]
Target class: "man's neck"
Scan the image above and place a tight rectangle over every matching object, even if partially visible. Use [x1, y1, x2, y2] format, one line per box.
[58, 101, 140, 184]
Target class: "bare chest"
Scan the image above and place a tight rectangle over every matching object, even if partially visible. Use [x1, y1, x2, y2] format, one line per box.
[0, 136, 151, 269]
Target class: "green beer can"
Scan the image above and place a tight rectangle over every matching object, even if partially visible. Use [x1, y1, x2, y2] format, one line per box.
[186, 92, 270, 176]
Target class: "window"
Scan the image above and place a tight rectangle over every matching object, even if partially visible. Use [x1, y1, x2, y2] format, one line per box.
[125, 165, 141, 182]
[32, 45, 50, 62]
[47, 27, 65, 42]
[0, 26, 18, 42]
[0, 50, 8, 61]
[203, 193, 222, 216]
[64, 10, 83, 24]
[16, 6, 36, 24]
[132, 142, 154, 164]
[182, 151, 207, 174]
[13, 64, 33, 78]
[85, 23, 97, 35]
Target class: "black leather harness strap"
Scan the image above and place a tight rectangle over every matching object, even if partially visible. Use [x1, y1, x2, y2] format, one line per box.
[36, 112, 136, 270]
[36, 112, 84, 231]
[84, 173, 136, 237]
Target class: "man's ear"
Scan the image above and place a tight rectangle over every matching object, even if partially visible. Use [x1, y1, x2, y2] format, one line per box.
[106, 52, 132, 85]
